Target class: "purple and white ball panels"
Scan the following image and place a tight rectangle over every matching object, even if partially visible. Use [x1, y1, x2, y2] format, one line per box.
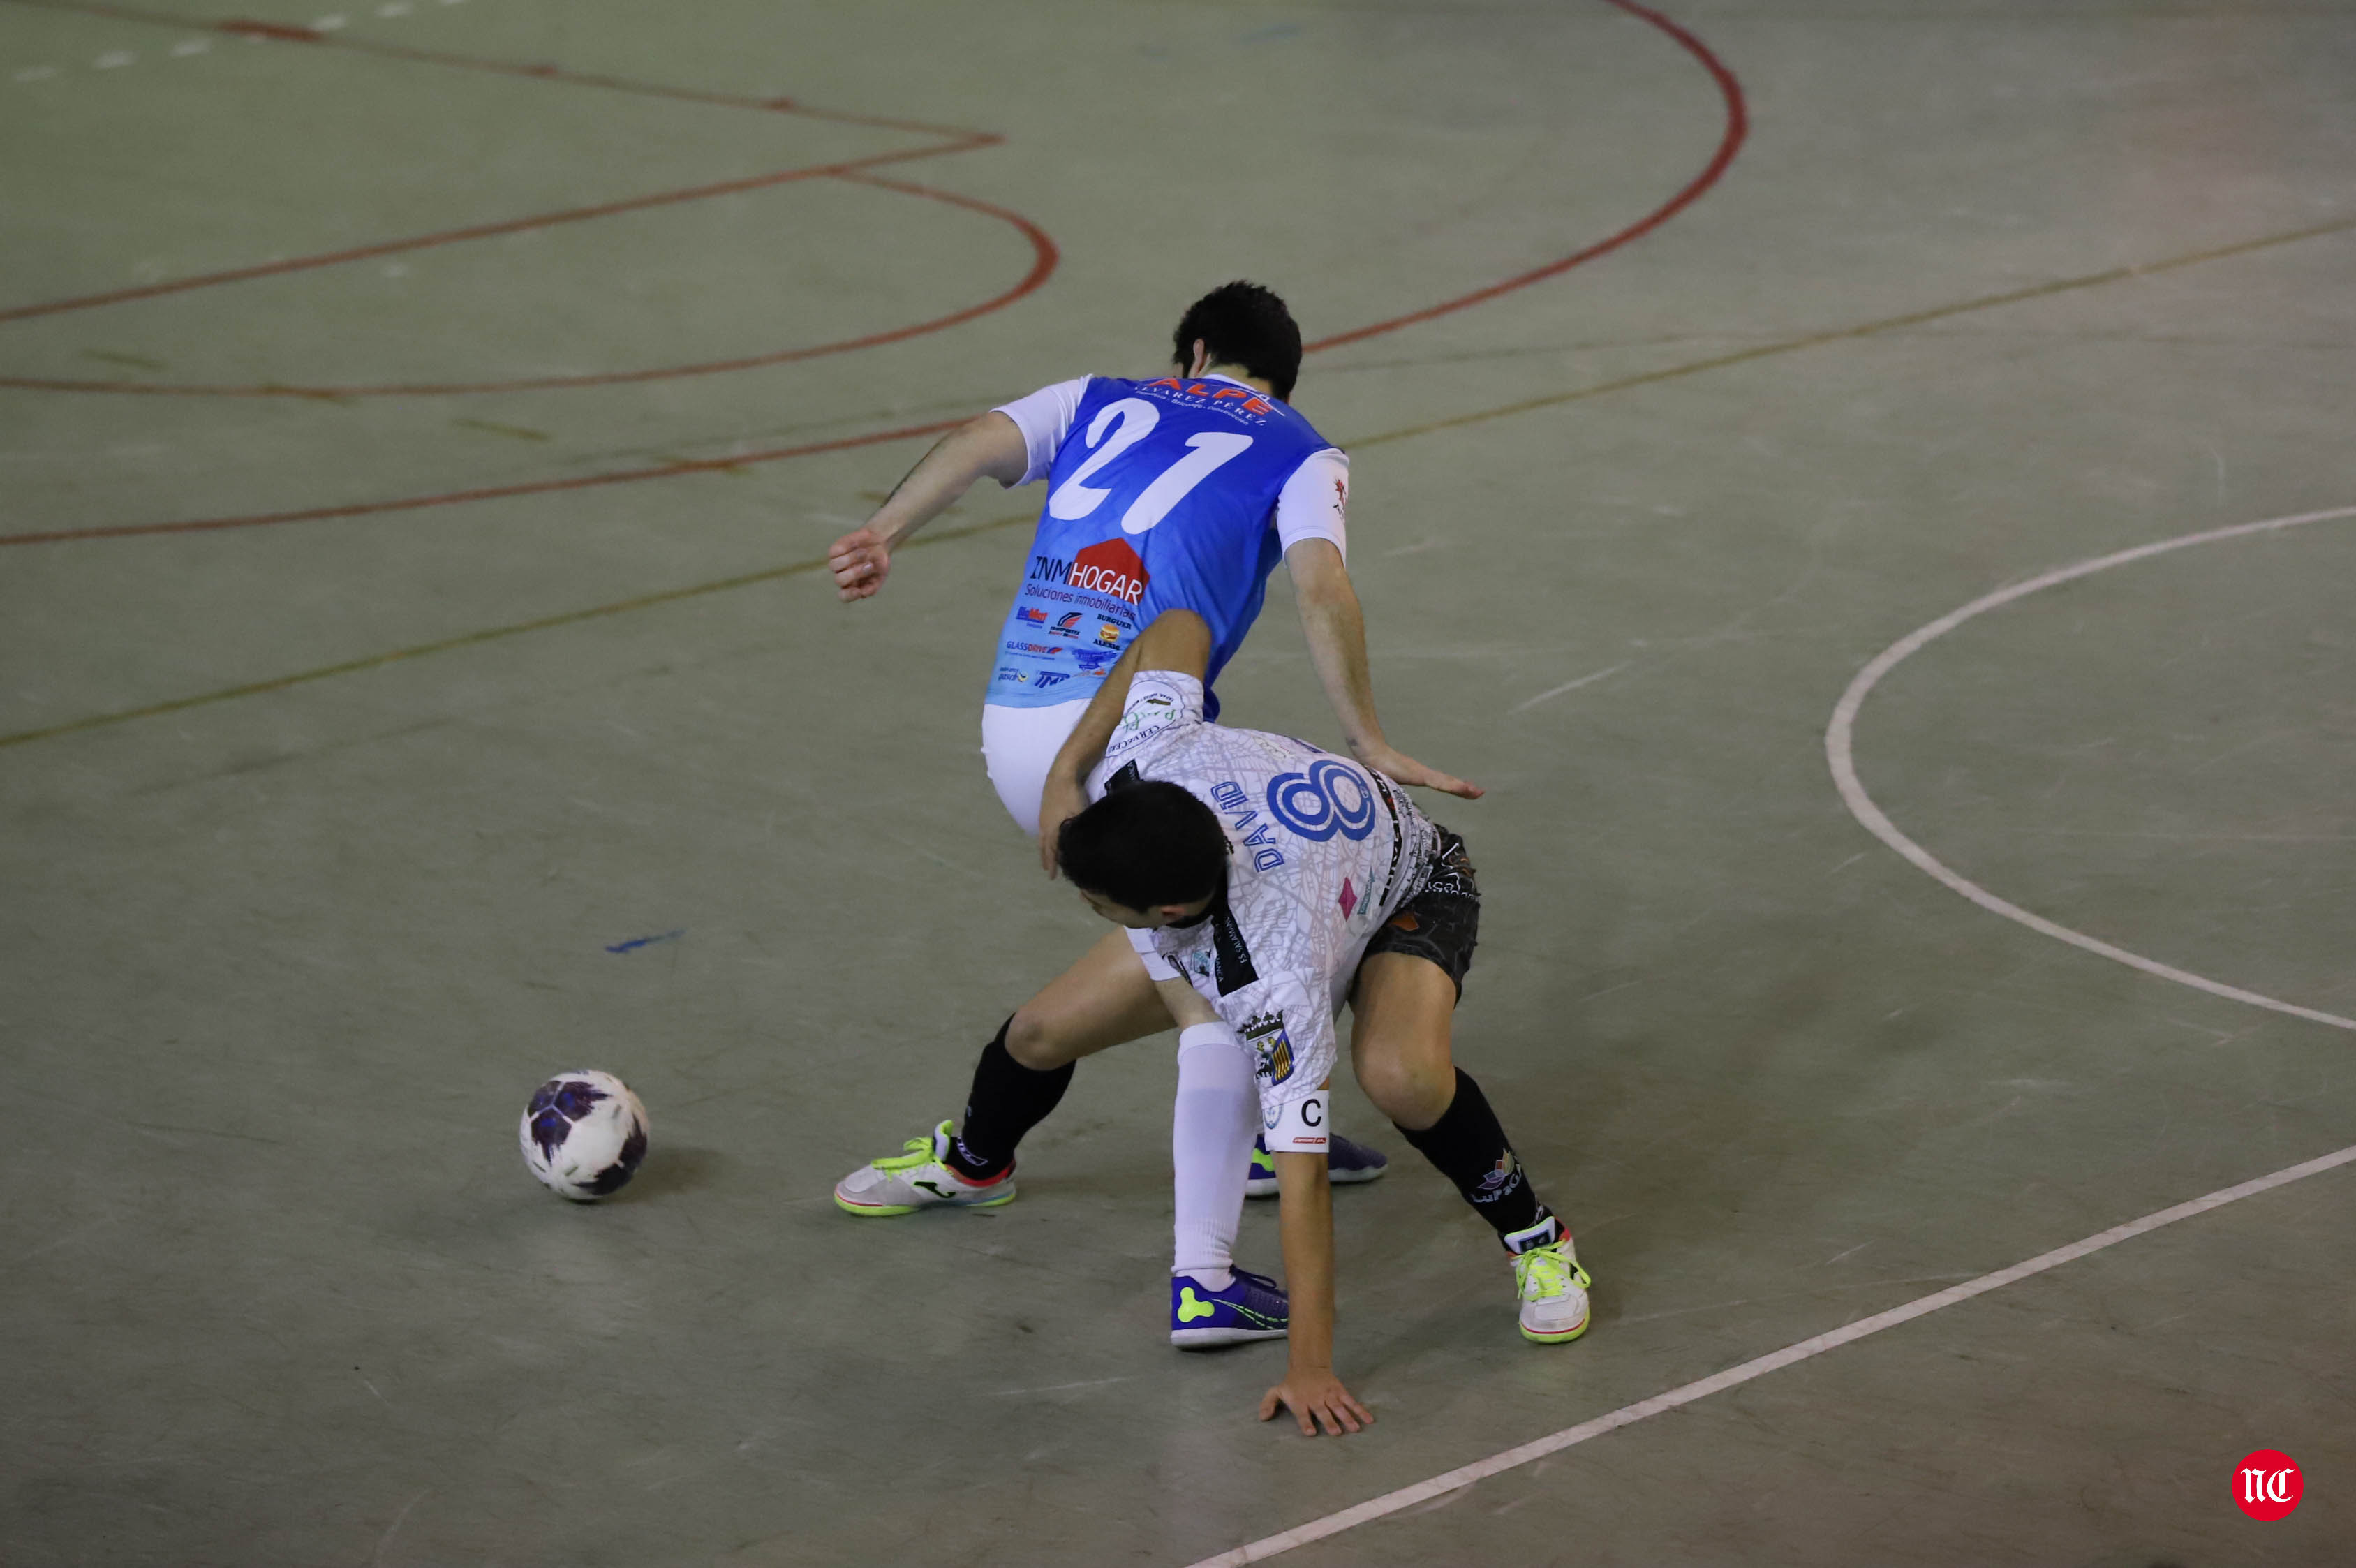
[519, 1070, 650, 1200]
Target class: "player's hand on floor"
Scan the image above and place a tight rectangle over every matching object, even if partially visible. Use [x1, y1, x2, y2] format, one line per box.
[1354, 743, 1484, 801]
[1037, 775, 1087, 876]
[827, 525, 893, 602]
[1260, 1369, 1375, 1436]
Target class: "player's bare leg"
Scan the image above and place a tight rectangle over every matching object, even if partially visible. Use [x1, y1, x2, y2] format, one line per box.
[1349, 952, 1592, 1343]
[1347, 952, 1461, 1129]
[1004, 929, 1172, 1070]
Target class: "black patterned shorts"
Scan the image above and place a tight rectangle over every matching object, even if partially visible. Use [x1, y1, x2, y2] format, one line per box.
[1364, 827, 1480, 998]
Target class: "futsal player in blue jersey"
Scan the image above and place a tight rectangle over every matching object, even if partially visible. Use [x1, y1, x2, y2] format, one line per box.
[827, 284, 1480, 1345]
[827, 282, 1474, 831]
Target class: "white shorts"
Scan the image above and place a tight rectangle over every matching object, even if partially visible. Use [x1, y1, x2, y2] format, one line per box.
[981, 700, 1090, 837]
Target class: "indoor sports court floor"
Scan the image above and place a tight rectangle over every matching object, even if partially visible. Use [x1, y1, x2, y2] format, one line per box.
[4, 1, 2353, 1562]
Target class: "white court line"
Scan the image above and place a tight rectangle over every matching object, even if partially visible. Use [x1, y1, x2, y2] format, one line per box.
[1187, 1140, 2356, 1566]
[1827, 503, 2356, 1033]
[1192, 504, 2356, 1565]
[1511, 660, 1630, 712]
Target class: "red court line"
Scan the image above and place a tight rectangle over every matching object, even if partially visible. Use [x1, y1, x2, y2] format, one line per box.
[0, 420, 967, 547]
[0, 0, 1049, 397]
[0, 137, 986, 332]
[216, 17, 311, 42]
[0, 164, 1057, 397]
[0, 0, 1742, 545]
[4, 0, 984, 136]
[1304, 0, 1746, 354]
[252, 12, 979, 136]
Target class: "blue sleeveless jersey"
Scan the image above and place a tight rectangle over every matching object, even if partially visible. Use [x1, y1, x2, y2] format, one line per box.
[988, 376, 1334, 720]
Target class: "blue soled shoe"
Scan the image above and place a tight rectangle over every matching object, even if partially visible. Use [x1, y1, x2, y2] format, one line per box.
[1243, 1132, 1389, 1198]
[1170, 1269, 1289, 1349]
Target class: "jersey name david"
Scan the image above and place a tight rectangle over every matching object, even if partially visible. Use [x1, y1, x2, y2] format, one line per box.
[988, 376, 1334, 716]
[1093, 672, 1439, 1124]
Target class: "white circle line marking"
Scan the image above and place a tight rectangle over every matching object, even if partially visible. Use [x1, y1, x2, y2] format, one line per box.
[1187, 1140, 2356, 1565]
[1827, 503, 2356, 1034]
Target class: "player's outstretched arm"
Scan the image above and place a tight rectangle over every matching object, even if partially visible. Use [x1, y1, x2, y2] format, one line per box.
[1286, 539, 1484, 800]
[827, 412, 1030, 603]
[1038, 609, 1213, 875]
[1261, 1141, 1372, 1437]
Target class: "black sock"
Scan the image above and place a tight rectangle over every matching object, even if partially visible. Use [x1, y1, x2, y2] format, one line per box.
[945, 1019, 1073, 1181]
[1395, 1069, 1553, 1248]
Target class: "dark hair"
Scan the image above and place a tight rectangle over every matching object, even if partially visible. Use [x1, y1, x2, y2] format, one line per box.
[1057, 781, 1229, 911]
[1171, 281, 1302, 402]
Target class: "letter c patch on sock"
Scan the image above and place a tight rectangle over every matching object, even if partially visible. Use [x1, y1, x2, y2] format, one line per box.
[1266, 1090, 1329, 1153]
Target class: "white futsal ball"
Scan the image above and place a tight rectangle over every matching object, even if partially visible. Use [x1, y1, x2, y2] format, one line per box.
[519, 1070, 650, 1201]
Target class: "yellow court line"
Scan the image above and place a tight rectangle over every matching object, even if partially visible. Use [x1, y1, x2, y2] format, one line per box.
[7, 212, 2353, 756]
[0, 511, 1034, 752]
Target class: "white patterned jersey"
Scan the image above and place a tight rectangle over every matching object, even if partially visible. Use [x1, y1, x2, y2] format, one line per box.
[1086, 671, 1439, 1134]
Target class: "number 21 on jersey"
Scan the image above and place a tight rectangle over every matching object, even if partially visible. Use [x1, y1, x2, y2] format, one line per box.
[1047, 398, 1253, 535]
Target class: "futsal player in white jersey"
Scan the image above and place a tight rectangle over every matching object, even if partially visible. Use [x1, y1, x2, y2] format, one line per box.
[826, 286, 1476, 1339]
[838, 611, 1591, 1433]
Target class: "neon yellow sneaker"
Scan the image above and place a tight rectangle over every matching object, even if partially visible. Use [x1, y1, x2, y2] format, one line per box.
[1511, 1232, 1592, 1343]
[833, 1122, 1016, 1217]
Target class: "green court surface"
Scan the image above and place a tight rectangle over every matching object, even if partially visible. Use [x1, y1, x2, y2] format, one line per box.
[3, 1, 2352, 1563]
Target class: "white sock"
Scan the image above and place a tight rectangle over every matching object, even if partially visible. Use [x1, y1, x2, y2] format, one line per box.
[1172, 1021, 1256, 1289]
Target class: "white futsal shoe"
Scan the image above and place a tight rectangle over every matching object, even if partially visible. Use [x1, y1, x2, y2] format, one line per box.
[1509, 1227, 1592, 1344]
[833, 1122, 1017, 1217]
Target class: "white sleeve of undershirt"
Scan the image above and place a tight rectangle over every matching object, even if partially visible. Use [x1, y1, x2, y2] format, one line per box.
[1273, 447, 1349, 561]
[991, 378, 1090, 487]
[1127, 925, 1182, 982]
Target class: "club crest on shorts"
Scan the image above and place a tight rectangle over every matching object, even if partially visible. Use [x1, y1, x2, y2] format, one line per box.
[1242, 1011, 1294, 1086]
